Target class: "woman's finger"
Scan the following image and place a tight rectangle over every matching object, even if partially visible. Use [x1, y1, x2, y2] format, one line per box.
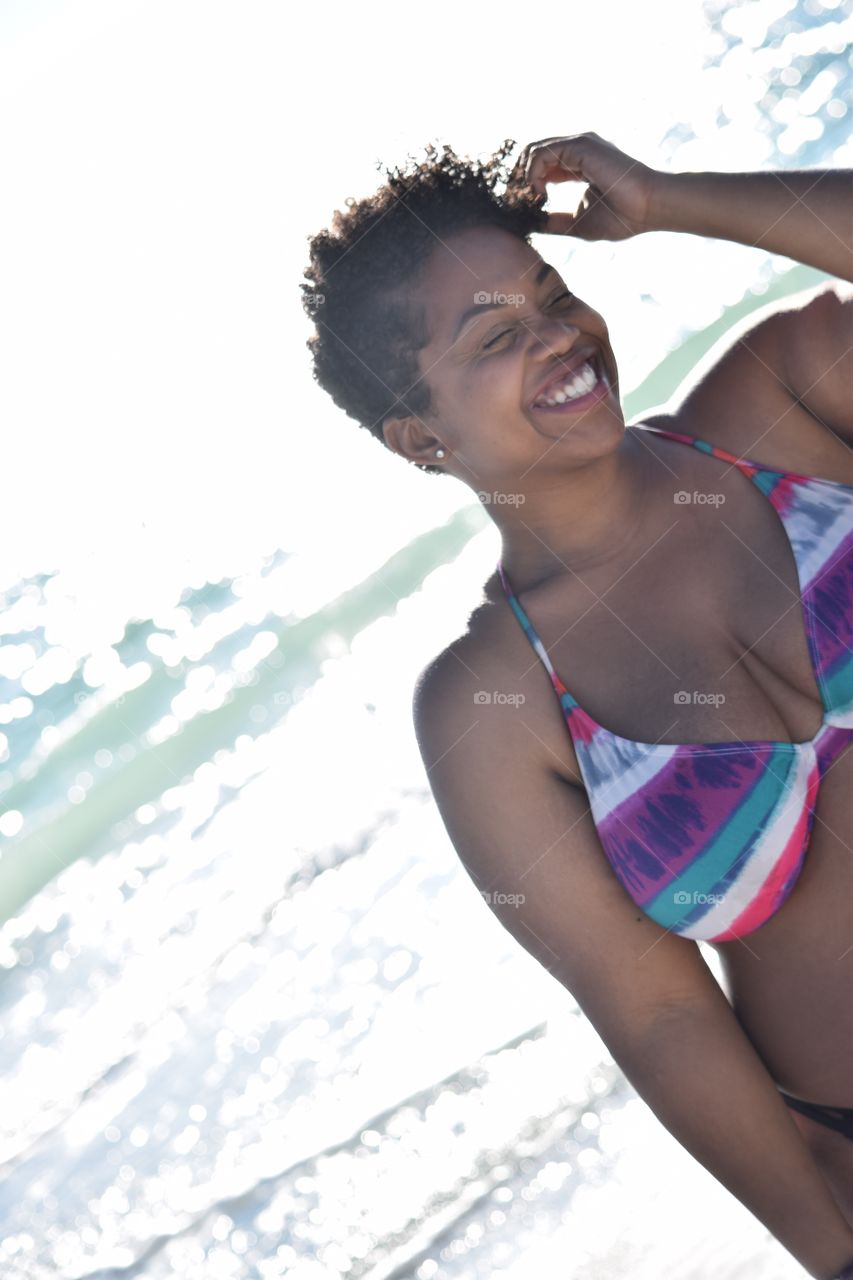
[519, 134, 579, 169]
[511, 132, 656, 240]
[543, 211, 578, 235]
[526, 136, 592, 195]
[510, 136, 573, 190]
[507, 138, 581, 193]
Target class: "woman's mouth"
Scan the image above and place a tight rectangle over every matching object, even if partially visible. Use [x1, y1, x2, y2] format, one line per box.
[530, 355, 610, 415]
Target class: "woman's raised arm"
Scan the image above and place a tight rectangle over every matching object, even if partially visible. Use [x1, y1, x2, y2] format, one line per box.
[649, 164, 853, 283]
[513, 132, 853, 282]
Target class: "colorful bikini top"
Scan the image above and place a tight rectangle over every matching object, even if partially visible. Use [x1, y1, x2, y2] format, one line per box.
[497, 423, 853, 943]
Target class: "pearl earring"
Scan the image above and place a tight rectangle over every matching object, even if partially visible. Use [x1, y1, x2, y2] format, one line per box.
[435, 448, 446, 459]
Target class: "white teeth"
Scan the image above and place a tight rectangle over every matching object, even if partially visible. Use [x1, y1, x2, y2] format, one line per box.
[535, 359, 599, 407]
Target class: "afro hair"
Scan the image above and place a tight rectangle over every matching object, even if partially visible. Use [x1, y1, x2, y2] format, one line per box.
[299, 138, 549, 476]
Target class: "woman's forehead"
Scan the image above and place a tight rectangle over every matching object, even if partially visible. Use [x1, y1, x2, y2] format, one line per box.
[425, 225, 542, 289]
[419, 230, 553, 342]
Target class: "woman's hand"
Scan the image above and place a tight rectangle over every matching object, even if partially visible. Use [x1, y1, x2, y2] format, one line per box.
[509, 131, 662, 240]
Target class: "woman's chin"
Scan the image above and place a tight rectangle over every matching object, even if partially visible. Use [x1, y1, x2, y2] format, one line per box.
[529, 396, 625, 443]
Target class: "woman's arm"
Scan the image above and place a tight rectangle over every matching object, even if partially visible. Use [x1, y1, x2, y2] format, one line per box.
[414, 644, 853, 1279]
[514, 133, 852, 282]
[628, 998, 853, 1280]
[648, 168, 853, 283]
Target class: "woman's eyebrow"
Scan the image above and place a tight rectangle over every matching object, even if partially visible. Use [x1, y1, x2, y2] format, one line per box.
[451, 263, 560, 341]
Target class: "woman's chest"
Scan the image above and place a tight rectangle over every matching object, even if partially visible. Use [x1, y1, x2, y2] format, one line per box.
[526, 457, 832, 768]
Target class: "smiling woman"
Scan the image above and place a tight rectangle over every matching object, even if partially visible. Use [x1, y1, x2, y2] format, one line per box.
[300, 139, 553, 477]
[300, 135, 853, 1279]
[374, 222, 631, 492]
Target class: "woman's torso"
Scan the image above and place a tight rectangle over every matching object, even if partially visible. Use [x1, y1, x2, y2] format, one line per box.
[471, 348, 853, 1106]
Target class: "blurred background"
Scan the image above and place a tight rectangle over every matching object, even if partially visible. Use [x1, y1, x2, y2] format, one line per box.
[0, 0, 850, 1275]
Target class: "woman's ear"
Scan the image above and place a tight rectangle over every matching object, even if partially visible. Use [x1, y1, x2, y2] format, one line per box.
[382, 414, 448, 467]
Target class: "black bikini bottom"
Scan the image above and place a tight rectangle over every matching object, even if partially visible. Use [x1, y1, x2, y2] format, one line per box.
[780, 1089, 853, 1141]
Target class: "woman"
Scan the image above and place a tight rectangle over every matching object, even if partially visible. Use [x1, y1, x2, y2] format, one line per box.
[300, 133, 853, 1278]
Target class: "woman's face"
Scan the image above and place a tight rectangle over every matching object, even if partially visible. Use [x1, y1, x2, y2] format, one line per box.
[384, 225, 625, 488]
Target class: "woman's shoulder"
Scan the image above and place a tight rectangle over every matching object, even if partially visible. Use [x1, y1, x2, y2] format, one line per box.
[412, 586, 516, 716]
[412, 578, 586, 787]
[636, 288, 853, 484]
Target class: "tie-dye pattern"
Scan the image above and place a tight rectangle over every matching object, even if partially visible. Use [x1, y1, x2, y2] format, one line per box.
[496, 423, 853, 942]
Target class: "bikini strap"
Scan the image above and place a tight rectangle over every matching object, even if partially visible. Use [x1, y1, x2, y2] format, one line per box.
[635, 422, 785, 476]
[496, 561, 580, 711]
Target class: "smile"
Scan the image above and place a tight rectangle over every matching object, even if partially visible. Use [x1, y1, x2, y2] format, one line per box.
[531, 355, 610, 413]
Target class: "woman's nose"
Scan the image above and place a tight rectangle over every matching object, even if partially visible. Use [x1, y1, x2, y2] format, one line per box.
[528, 317, 581, 354]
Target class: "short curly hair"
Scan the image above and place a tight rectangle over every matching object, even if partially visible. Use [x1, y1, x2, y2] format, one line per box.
[299, 138, 549, 476]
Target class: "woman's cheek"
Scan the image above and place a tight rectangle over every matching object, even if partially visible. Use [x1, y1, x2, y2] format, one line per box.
[470, 349, 521, 404]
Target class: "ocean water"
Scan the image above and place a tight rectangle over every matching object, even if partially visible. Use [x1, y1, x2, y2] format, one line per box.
[0, 0, 851, 1276]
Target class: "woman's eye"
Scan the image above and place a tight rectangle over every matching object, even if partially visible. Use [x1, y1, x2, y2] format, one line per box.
[483, 329, 514, 351]
[481, 293, 574, 352]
